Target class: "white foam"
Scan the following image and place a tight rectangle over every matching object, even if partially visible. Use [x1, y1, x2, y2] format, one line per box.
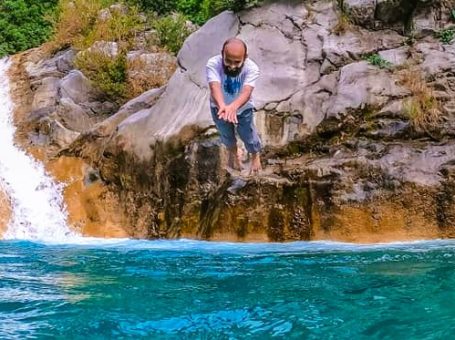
[0, 57, 79, 242]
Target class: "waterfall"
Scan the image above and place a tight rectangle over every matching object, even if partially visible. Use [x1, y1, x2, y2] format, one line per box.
[0, 57, 78, 242]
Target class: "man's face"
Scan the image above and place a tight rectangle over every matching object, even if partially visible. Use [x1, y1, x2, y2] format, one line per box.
[222, 45, 245, 77]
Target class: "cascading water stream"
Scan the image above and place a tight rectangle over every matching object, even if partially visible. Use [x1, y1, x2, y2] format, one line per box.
[0, 57, 78, 242]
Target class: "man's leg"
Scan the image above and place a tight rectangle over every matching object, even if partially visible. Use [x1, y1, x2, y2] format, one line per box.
[236, 108, 262, 174]
[211, 107, 241, 170]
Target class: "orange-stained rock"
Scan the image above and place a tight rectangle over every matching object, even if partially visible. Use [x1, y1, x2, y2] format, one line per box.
[311, 202, 440, 244]
[0, 188, 11, 238]
[46, 156, 130, 238]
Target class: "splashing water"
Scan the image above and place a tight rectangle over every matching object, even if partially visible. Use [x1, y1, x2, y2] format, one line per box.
[0, 57, 77, 242]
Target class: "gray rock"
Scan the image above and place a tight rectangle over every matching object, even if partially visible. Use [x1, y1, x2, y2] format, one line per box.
[56, 49, 76, 73]
[418, 42, 455, 76]
[98, 8, 111, 21]
[322, 29, 404, 68]
[376, 99, 405, 118]
[82, 101, 118, 115]
[238, 23, 306, 108]
[227, 177, 248, 195]
[343, 0, 376, 27]
[301, 26, 324, 62]
[49, 120, 81, 148]
[85, 41, 119, 58]
[240, 1, 308, 39]
[90, 86, 165, 137]
[114, 70, 212, 158]
[378, 47, 410, 66]
[264, 102, 277, 111]
[327, 61, 407, 117]
[310, 1, 339, 29]
[375, 142, 455, 187]
[60, 70, 99, 104]
[25, 60, 61, 80]
[31, 77, 60, 111]
[57, 97, 93, 132]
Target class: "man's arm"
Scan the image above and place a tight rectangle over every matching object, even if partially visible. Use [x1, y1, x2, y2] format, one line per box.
[223, 86, 254, 124]
[206, 57, 226, 117]
[208, 81, 226, 112]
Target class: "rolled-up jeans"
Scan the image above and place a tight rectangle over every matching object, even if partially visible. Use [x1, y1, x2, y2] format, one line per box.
[210, 106, 262, 154]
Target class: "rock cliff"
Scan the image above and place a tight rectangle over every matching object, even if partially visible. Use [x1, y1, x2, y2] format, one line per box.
[7, 0, 455, 242]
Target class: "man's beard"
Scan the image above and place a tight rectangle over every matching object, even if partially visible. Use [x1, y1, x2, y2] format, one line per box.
[223, 62, 244, 77]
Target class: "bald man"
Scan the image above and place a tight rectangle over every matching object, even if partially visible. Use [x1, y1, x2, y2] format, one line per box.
[206, 38, 262, 175]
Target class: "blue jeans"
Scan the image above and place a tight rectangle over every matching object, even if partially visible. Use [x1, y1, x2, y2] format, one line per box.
[210, 107, 262, 154]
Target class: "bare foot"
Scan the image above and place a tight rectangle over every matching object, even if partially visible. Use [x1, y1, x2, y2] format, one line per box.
[249, 153, 262, 175]
[227, 146, 243, 171]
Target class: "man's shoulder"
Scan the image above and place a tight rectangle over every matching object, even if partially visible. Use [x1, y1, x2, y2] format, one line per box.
[245, 57, 259, 71]
[206, 54, 222, 67]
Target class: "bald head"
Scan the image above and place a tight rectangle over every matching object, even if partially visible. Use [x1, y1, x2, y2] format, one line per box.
[222, 38, 247, 58]
[222, 38, 248, 76]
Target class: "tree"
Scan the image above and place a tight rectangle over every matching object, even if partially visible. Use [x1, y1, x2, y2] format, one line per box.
[0, 0, 58, 57]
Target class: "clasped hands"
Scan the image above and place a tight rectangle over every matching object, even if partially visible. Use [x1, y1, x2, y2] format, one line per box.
[217, 104, 239, 124]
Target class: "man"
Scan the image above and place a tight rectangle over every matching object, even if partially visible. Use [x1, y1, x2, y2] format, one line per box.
[206, 37, 262, 175]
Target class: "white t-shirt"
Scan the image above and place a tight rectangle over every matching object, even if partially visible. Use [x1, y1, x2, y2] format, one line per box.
[206, 54, 260, 113]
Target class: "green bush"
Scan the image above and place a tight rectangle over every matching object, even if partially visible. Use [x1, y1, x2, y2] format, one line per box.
[129, 0, 257, 25]
[365, 53, 392, 69]
[126, 0, 178, 15]
[153, 13, 192, 54]
[78, 4, 144, 50]
[436, 28, 455, 44]
[0, 0, 58, 57]
[75, 50, 128, 103]
[176, 0, 205, 24]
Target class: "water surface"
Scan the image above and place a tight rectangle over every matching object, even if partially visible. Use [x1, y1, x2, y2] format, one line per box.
[1, 239, 454, 339]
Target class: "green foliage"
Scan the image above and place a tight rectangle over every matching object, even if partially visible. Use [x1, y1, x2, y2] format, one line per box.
[365, 54, 392, 69]
[129, 0, 257, 24]
[0, 0, 58, 57]
[180, 0, 252, 24]
[126, 0, 178, 15]
[177, 0, 206, 24]
[451, 9, 455, 22]
[436, 27, 455, 44]
[153, 13, 192, 54]
[75, 50, 128, 103]
[78, 5, 144, 50]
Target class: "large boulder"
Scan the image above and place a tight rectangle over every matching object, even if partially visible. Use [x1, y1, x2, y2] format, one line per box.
[60, 70, 100, 104]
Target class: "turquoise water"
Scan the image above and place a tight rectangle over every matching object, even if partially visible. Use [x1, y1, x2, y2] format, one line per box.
[1, 239, 455, 339]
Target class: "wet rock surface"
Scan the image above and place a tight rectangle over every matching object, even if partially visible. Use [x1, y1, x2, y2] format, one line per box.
[0, 189, 11, 237]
